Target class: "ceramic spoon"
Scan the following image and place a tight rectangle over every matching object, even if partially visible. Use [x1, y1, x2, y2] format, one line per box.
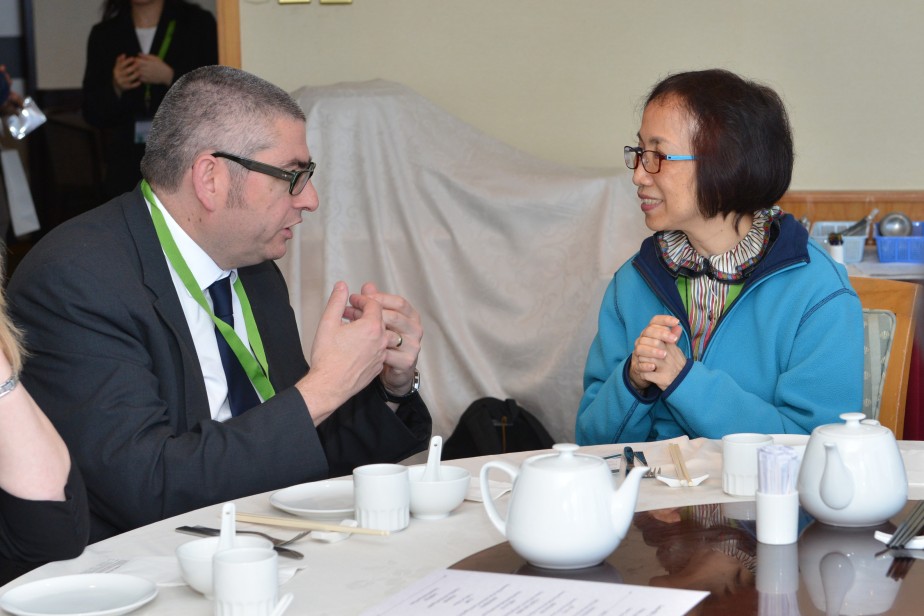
[219, 502, 236, 551]
[271, 593, 294, 616]
[422, 435, 443, 481]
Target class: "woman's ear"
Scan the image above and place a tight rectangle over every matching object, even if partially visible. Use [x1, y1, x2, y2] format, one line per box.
[191, 153, 224, 212]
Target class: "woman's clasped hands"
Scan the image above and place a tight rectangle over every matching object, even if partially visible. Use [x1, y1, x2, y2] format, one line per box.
[629, 315, 685, 391]
[112, 53, 174, 96]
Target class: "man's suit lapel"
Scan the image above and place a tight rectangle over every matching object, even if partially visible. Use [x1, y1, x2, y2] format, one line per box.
[119, 188, 212, 428]
[239, 263, 309, 395]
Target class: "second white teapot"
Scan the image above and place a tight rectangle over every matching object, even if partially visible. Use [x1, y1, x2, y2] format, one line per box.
[797, 412, 907, 527]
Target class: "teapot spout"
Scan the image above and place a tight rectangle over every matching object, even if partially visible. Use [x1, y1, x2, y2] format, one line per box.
[611, 467, 647, 540]
[820, 442, 854, 510]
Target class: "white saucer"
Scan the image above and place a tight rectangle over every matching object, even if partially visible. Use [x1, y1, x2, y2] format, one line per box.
[0, 573, 157, 616]
[270, 479, 354, 520]
[770, 434, 809, 447]
[770, 434, 808, 460]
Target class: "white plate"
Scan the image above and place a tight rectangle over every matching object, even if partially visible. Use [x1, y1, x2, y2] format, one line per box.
[770, 434, 809, 447]
[270, 479, 354, 520]
[0, 573, 157, 616]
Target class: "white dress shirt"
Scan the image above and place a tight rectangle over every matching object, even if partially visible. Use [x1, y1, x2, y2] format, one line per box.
[145, 193, 261, 422]
[135, 26, 156, 55]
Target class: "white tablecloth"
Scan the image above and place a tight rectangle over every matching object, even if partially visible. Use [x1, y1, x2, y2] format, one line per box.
[2, 437, 923, 615]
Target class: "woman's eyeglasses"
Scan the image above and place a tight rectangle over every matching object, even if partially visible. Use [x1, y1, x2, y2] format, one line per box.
[624, 146, 695, 174]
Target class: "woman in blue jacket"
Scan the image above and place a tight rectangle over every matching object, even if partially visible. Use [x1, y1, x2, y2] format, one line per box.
[576, 69, 863, 444]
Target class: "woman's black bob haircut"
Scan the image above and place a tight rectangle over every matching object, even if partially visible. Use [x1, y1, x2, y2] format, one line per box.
[644, 69, 794, 219]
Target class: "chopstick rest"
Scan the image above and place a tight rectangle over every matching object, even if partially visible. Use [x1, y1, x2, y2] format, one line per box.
[874, 530, 924, 551]
[311, 519, 359, 543]
[653, 444, 707, 487]
[654, 473, 708, 488]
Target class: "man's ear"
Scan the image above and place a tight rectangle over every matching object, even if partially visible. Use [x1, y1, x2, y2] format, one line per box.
[191, 153, 224, 212]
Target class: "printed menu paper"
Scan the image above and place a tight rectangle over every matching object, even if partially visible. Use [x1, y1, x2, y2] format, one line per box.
[362, 569, 708, 615]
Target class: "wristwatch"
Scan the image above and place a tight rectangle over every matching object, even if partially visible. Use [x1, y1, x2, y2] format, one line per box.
[376, 370, 420, 403]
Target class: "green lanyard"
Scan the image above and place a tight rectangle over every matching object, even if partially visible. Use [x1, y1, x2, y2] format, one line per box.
[144, 19, 176, 114]
[141, 180, 275, 401]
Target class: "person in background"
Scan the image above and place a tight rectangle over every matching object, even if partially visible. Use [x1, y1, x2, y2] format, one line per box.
[9, 66, 430, 542]
[82, 0, 217, 199]
[1, 64, 25, 242]
[0, 65, 23, 116]
[0, 254, 89, 585]
[576, 68, 863, 444]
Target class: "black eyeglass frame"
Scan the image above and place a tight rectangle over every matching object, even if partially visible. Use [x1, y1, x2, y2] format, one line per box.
[624, 146, 695, 174]
[213, 151, 316, 195]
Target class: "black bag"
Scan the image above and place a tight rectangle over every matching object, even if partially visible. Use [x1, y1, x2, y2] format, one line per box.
[442, 397, 555, 460]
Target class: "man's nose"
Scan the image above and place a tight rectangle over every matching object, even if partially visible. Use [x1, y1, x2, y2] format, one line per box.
[295, 180, 320, 212]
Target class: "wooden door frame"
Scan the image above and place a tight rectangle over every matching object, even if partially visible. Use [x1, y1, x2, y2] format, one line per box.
[216, 0, 242, 68]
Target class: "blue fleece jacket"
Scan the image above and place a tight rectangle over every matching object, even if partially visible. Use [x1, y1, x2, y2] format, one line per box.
[576, 214, 864, 444]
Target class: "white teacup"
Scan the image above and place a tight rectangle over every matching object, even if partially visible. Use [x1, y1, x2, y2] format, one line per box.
[176, 535, 271, 597]
[213, 546, 287, 616]
[722, 433, 773, 496]
[353, 463, 410, 532]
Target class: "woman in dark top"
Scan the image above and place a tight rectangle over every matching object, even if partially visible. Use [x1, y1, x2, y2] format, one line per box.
[0, 255, 89, 585]
[82, 0, 217, 199]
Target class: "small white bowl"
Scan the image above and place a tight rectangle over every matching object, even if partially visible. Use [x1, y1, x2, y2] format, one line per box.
[175, 535, 271, 596]
[408, 465, 471, 520]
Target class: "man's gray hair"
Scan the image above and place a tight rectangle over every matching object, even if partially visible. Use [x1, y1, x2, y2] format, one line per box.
[141, 65, 306, 192]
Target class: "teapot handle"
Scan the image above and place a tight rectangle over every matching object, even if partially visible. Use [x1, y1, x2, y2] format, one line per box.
[479, 461, 518, 537]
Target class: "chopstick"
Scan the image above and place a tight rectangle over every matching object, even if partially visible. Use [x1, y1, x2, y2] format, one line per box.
[669, 444, 693, 487]
[887, 500, 924, 548]
[235, 512, 390, 536]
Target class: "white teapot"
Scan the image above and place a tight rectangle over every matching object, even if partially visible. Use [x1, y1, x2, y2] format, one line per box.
[797, 412, 907, 527]
[480, 443, 648, 570]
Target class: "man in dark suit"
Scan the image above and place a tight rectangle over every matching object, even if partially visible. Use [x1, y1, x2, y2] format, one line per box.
[8, 66, 431, 542]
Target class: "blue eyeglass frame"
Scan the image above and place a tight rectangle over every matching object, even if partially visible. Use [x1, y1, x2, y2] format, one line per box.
[624, 146, 695, 174]
[213, 151, 316, 195]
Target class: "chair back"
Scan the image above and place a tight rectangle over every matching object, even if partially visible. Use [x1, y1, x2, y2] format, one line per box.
[850, 276, 921, 438]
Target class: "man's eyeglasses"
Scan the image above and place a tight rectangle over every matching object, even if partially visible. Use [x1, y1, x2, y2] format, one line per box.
[213, 152, 316, 195]
[624, 146, 695, 174]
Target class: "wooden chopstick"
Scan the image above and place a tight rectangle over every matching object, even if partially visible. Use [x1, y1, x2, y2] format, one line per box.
[235, 512, 390, 536]
[669, 444, 693, 486]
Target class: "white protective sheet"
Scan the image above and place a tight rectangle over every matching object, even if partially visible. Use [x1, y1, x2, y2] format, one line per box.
[280, 80, 648, 442]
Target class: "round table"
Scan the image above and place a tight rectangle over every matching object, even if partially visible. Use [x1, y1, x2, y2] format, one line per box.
[2, 437, 923, 615]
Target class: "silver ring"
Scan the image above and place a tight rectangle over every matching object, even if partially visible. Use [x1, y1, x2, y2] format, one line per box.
[395, 334, 403, 348]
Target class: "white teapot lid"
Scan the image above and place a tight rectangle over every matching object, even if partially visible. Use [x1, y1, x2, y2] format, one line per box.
[529, 443, 603, 471]
[815, 412, 890, 439]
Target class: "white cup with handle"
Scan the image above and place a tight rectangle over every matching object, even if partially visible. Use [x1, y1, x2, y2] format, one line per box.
[722, 433, 773, 496]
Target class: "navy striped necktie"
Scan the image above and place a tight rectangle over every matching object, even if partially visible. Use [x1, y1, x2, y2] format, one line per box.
[207, 277, 261, 416]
